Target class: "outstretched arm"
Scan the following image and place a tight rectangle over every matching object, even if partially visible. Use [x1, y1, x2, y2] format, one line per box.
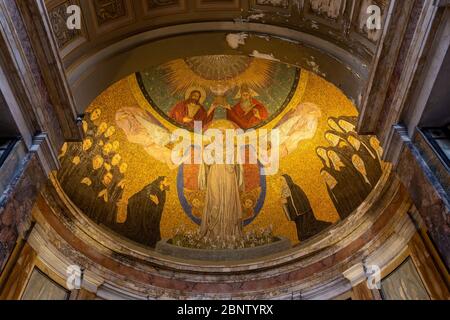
[275, 102, 321, 157]
[115, 107, 179, 168]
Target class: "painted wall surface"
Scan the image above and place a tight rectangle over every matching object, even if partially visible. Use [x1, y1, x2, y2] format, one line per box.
[56, 55, 383, 257]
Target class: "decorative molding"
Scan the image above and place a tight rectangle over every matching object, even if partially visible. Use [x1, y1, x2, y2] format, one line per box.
[46, 0, 87, 55]
[298, 0, 350, 37]
[195, 0, 242, 11]
[27, 223, 104, 294]
[51, 0, 382, 72]
[14, 0, 83, 142]
[66, 25, 369, 113]
[86, 0, 135, 35]
[22, 165, 417, 299]
[395, 133, 450, 269]
[383, 124, 409, 165]
[96, 283, 147, 300]
[364, 209, 417, 271]
[0, 0, 56, 146]
[357, 0, 445, 147]
[48, 1, 80, 47]
[300, 277, 352, 300]
[40, 162, 397, 275]
[303, 0, 347, 22]
[0, 61, 34, 149]
[402, 8, 450, 138]
[93, 0, 128, 25]
[357, 0, 416, 134]
[30, 133, 60, 174]
[253, 0, 290, 9]
[309, 0, 345, 19]
[343, 201, 417, 287]
[414, 130, 450, 194]
[343, 263, 366, 286]
[377, 0, 441, 150]
[354, 0, 390, 43]
[0, 154, 47, 272]
[142, 0, 188, 18]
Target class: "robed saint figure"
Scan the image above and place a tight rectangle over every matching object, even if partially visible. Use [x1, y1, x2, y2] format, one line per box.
[112, 176, 169, 247]
[227, 84, 269, 129]
[281, 174, 331, 242]
[168, 88, 215, 129]
[198, 159, 245, 244]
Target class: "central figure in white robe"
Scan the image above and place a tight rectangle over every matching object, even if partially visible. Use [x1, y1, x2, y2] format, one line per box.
[198, 162, 244, 244]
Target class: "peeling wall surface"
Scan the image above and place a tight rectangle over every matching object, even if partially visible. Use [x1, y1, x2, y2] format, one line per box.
[45, 0, 390, 113]
[67, 31, 368, 115]
[310, 0, 343, 19]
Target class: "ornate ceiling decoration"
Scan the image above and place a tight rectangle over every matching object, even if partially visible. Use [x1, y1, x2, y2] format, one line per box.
[45, 0, 391, 62]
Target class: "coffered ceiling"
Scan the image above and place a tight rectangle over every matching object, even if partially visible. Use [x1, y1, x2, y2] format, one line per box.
[45, 0, 390, 67]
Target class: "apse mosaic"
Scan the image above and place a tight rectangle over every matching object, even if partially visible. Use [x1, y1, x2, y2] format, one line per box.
[57, 55, 384, 256]
[136, 55, 299, 130]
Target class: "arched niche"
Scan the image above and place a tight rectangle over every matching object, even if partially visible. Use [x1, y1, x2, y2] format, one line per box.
[67, 23, 370, 115]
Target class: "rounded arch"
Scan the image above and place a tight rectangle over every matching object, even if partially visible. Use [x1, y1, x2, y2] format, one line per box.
[67, 22, 370, 115]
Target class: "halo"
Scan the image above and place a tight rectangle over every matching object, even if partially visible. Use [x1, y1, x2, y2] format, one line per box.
[234, 87, 259, 99]
[184, 86, 207, 104]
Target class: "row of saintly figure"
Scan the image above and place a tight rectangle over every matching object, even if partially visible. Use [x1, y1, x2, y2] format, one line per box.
[318, 116, 383, 219]
[278, 117, 383, 243]
[57, 109, 169, 248]
[58, 109, 382, 247]
[58, 108, 126, 226]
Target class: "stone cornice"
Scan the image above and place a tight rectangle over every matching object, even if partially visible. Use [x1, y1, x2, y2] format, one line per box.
[26, 165, 419, 298]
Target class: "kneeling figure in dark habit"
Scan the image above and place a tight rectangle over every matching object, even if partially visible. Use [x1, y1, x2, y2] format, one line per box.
[113, 176, 170, 248]
[280, 174, 331, 242]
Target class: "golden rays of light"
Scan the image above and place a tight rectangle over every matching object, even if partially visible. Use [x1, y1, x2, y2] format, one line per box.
[160, 55, 275, 94]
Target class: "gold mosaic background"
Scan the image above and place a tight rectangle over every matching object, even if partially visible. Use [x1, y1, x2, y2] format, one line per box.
[80, 70, 358, 244]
